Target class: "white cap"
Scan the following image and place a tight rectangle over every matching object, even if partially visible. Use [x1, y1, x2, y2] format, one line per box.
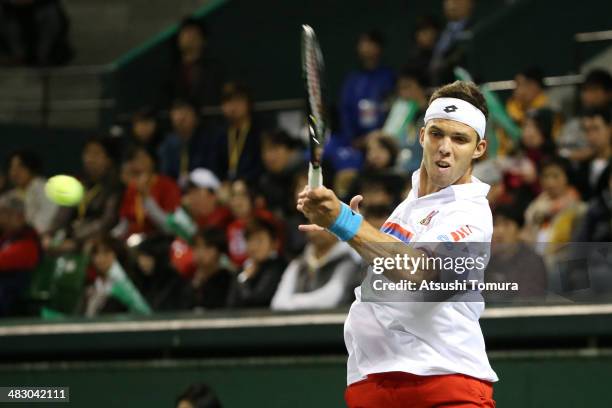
[189, 168, 221, 191]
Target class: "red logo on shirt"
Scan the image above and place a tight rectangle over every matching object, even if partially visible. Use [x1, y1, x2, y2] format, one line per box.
[450, 225, 473, 241]
[419, 210, 439, 226]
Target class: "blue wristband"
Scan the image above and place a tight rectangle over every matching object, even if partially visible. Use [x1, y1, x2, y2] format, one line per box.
[328, 203, 363, 241]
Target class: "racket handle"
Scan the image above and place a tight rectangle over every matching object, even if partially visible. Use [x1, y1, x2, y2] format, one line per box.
[308, 163, 323, 189]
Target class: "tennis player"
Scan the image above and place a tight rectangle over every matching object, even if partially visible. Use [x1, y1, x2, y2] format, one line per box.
[297, 81, 497, 407]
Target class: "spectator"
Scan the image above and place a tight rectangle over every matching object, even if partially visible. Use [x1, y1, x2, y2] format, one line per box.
[0, 0, 72, 66]
[506, 67, 551, 127]
[180, 228, 232, 310]
[132, 236, 185, 312]
[498, 108, 558, 209]
[406, 15, 440, 73]
[144, 168, 232, 243]
[429, 0, 474, 85]
[176, 383, 222, 408]
[362, 204, 394, 231]
[82, 236, 151, 317]
[271, 229, 360, 311]
[574, 108, 611, 201]
[558, 69, 612, 162]
[47, 138, 121, 253]
[226, 179, 277, 267]
[346, 135, 406, 206]
[383, 66, 429, 172]
[486, 204, 547, 302]
[212, 82, 264, 182]
[158, 99, 213, 185]
[573, 165, 612, 242]
[523, 158, 582, 245]
[113, 147, 182, 238]
[122, 107, 163, 157]
[4, 150, 58, 235]
[339, 30, 395, 146]
[258, 129, 305, 216]
[162, 18, 224, 108]
[0, 195, 40, 317]
[227, 217, 286, 308]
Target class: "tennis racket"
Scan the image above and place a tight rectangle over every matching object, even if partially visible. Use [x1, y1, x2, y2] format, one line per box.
[302, 24, 327, 189]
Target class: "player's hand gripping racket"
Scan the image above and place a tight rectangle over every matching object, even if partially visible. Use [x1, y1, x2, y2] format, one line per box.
[302, 24, 327, 189]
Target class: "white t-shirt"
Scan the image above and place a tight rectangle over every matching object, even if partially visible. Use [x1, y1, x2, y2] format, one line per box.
[344, 169, 499, 385]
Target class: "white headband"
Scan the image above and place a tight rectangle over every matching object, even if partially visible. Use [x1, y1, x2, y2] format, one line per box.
[424, 97, 487, 139]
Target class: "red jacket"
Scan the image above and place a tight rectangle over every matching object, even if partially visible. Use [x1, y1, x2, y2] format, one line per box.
[120, 175, 181, 235]
[0, 226, 40, 272]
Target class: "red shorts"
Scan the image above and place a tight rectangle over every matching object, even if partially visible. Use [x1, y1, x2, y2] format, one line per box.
[345, 371, 495, 408]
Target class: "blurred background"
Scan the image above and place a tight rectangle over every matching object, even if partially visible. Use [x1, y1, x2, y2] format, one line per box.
[0, 0, 611, 406]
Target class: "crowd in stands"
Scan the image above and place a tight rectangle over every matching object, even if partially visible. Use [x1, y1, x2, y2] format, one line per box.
[0, 0, 611, 318]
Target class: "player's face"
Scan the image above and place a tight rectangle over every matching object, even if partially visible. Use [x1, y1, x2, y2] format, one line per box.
[420, 118, 486, 189]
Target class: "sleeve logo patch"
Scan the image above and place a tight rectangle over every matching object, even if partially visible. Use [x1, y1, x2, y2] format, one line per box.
[450, 225, 473, 241]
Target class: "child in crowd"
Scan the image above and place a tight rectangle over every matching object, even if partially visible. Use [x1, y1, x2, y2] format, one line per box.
[227, 217, 286, 308]
[83, 237, 151, 317]
[180, 228, 232, 310]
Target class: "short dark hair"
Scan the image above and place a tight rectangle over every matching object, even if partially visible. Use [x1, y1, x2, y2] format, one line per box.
[262, 129, 302, 150]
[398, 65, 430, 89]
[176, 383, 222, 408]
[494, 204, 525, 228]
[538, 156, 572, 179]
[178, 17, 208, 38]
[171, 98, 199, 113]
[429, 80, 488, 120]
[518, 66, 545, 88]
[244, 216, 277, 241]
[415, 15, 440, 34]
[359, 30, 385, 48]
[8, 150, 43, 176]
[581, 106, 611, 124]
[221, 81, 252, 104]
[582, 69, 612, 92]
[197, 227, 227, 254]
[132, 106, 157, 122]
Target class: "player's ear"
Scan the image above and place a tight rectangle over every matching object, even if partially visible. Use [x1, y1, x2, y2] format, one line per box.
[472, 139, 487, 160]
[418, 127, 425, 146]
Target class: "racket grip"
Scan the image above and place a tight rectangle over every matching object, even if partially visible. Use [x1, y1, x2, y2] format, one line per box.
[308, 163, 323, 188]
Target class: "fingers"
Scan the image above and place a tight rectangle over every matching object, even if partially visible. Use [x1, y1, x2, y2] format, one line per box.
[349, 195, 363, 214]
[298, 224, 325, 232]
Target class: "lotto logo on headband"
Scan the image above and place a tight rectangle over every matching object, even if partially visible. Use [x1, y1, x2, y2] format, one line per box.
[443, 105, 458, 113]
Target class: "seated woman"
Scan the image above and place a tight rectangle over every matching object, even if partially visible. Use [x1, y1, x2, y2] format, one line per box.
[523, 157, 583, 246]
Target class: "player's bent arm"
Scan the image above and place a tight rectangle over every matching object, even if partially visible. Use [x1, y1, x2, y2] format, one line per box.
[349, 221, 437, 284]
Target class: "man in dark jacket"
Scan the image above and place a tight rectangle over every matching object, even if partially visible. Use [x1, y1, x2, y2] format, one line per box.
[573, 108, 611, 201]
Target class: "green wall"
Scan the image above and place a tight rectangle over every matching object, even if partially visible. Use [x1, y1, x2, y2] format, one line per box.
[2, 353, 612, 407]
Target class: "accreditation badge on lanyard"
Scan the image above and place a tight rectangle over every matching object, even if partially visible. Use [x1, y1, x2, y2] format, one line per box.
[228, 124, 250, 179]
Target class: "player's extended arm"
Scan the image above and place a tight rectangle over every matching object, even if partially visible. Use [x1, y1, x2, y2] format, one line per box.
[297, 187, 435, 284]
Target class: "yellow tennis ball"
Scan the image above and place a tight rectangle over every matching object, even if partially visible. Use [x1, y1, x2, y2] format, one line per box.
[45, 175, 84, 206]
